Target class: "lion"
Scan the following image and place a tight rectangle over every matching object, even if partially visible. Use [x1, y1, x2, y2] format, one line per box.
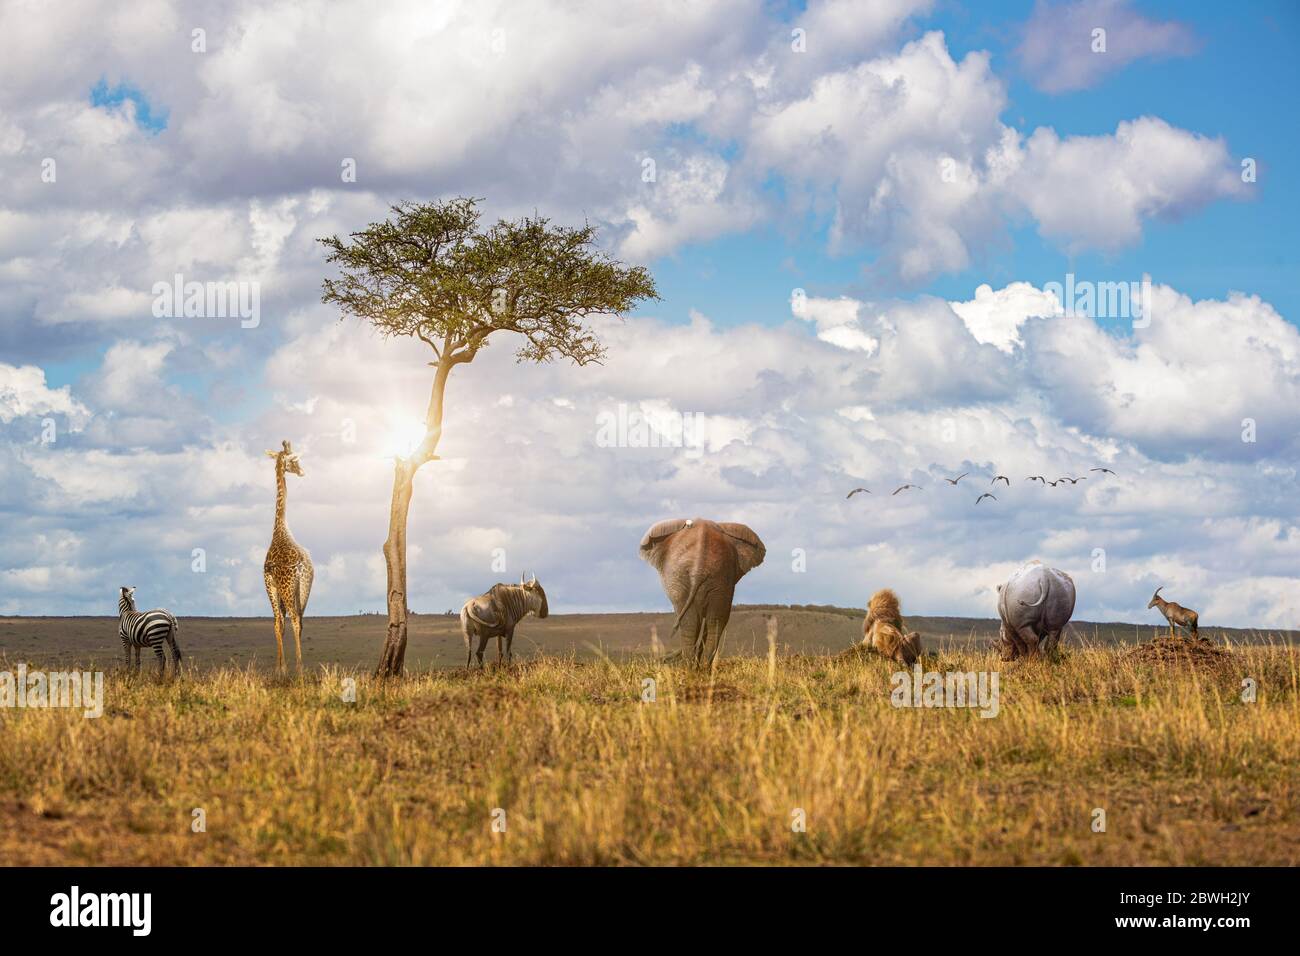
[861, 588, 922, 665]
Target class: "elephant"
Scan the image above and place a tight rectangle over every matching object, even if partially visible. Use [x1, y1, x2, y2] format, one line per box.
[995, 560, 1076, 660]
[638, 517, 766, 667]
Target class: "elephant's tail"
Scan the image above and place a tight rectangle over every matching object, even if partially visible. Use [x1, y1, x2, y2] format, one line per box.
[670, 579, 703, 637]
[1018, 578, 1047, 607]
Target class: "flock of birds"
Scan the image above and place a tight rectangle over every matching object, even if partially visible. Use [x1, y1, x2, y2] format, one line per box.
[846, 467, 1117, 506]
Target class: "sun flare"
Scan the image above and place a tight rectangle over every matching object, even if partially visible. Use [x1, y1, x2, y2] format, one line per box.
[382, 419, 428, 459]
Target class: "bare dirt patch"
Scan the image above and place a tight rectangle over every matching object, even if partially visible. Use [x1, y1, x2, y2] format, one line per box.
[1123, 634, 1232, 667]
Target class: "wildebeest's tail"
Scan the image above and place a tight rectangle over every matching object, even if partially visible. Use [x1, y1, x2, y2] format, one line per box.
[459, 605, 473, 667]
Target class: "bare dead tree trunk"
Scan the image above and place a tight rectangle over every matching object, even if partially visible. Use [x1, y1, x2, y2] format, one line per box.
[375, 358, 454, 677]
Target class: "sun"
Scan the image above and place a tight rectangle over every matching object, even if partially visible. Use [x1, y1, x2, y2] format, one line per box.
[382, 419, 428, 459]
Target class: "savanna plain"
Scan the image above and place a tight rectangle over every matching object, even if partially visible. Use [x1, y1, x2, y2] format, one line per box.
[1, 607, 1297, 865]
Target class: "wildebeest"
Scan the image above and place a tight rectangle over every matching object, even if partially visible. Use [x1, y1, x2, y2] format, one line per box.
[995, 561, 1076, 660]
[460, 574, 549, 667]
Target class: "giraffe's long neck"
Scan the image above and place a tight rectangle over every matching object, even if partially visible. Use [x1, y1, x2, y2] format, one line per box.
[274, 464, 289, 535]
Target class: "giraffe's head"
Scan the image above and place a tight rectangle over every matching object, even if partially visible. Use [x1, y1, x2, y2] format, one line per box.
[266, 439, 304, 477]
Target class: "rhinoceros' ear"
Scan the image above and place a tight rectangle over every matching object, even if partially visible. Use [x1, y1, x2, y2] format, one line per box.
[638, 518, 692, 565]
[719, 522, 766, 577]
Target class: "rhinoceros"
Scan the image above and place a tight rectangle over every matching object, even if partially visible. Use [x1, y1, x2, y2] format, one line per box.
[995, 561, 1076, 660]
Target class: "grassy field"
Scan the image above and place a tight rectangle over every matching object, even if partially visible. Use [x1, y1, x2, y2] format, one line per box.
[1, 621, 1297, 865]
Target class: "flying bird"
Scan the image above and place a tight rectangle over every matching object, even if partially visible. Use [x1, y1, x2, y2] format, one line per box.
[1026, 475, 1045, 483]
[845, 487, 871, 499]
[1090, 467, 1117, 476]
[1048, 480, 1061, 487]
[976, 493, 997, 504]
[892, 484, 921, 495]
[942, 473, 970, 485]
[1059, 476, 1086, 485]
[992, 475, 1009, 486]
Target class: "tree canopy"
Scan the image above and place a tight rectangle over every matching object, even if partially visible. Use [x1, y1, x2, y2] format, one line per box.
[319, 197, 658, 367]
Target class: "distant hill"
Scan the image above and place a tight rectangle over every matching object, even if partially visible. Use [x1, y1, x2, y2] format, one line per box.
[1, 606, 1293, 672]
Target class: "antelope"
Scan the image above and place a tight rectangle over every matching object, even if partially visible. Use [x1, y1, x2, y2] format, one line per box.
[1147, 587, 1199, 637]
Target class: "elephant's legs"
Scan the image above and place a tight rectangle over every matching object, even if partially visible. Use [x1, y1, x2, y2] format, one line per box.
[701, 618, 726, 667]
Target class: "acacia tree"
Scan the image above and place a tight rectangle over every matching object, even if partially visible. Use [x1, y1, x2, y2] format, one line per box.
[320, 198, 658, 676]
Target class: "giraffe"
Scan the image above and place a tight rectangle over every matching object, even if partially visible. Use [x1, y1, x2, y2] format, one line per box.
[264, 440, 314, 673]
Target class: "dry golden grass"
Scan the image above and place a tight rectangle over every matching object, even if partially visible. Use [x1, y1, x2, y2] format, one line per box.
[1, 638, 1297, 865]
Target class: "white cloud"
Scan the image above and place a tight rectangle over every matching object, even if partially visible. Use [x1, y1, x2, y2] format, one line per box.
[1007, 117, 1247, 253]
[951, 282, 1062, 352]
[0, 1, 1288, 631]
[0, 4, 1247, 294]
[0, 362, 90, 426]
[792, 294, 878, 353]
[1018, 0, 1198, 94]
[4, 280, 1296, 628]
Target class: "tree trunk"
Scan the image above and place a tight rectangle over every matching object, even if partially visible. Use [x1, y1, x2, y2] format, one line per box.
[375, 359, 454, 677]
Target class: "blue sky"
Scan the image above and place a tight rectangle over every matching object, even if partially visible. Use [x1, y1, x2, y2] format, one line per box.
[2, 0, 1298, 627]
[647, 0, 1300, 328]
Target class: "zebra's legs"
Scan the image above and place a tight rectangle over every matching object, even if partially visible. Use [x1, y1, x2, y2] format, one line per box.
[290, 612, 304, 674]
[154, 643, 166, 677]
[272, 612, 286, 672]
[133, 645, 142, 672]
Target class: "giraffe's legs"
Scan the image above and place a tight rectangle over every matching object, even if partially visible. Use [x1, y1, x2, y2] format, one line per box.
[290, 612, 304, 674]
[272, 612, 286, 672]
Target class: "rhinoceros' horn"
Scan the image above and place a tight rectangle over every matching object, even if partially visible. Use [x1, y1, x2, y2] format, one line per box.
[1018, 578, 1048, 607]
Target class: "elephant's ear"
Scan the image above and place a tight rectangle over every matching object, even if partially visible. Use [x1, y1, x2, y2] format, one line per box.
[638, 518, 690, 566]
[718, 522, 765, 577]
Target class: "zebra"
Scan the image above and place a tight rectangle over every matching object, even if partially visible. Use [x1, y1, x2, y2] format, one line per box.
[118, 586, 183, 675]
[460, 574, 549, 667]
